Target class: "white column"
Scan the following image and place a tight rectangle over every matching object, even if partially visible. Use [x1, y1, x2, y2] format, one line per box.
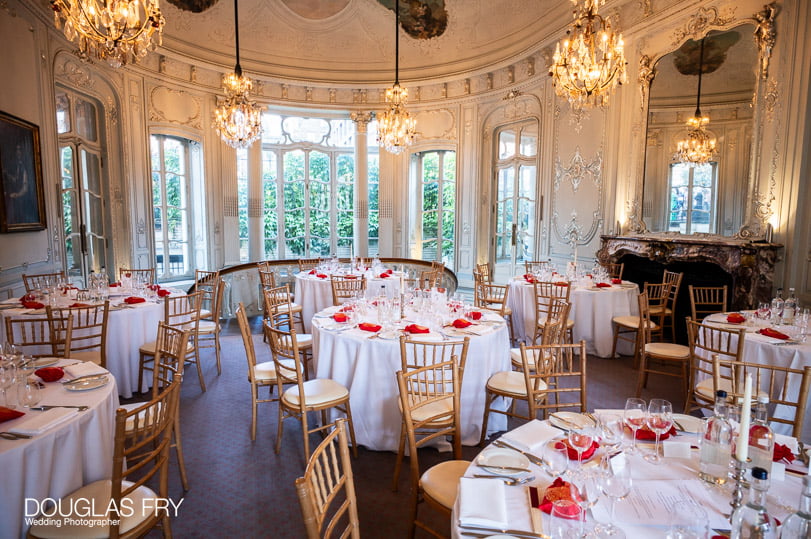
[351, 112, 372, 258]
[248, 142, 263, 261]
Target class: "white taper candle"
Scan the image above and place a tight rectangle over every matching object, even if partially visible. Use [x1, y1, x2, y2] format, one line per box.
[736, 373, 752, 462]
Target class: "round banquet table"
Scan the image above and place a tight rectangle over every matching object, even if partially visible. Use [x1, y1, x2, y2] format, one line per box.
[311, 308, 510, 451]
[452, 418, 805, 538]
[294, 272, 405, 332]
[506, 278, 639, 357]
[703, 312, 811, 442]
[0, 292, 184, 398]
[0, 359, 118, 539]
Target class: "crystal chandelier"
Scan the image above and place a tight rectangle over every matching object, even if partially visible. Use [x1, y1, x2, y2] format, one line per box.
[50, 0, 165, 68]
[377, 0, 417, 154]
[212, 0, 263, 149]
[549, 0, 627, 109]
[674, 38, 717, 165]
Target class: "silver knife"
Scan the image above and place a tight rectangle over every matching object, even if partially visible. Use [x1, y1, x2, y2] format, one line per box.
[62, 373, 107, 385]
[458, 523, 548, 539]
[492, 440, 545, 467]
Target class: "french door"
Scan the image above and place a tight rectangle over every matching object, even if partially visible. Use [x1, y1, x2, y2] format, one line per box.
[492, 121, 539, 282]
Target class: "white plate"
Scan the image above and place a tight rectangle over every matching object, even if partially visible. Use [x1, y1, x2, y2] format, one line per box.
[64, 376, 108, 391]
[30, 357, 60, 368]
[549, 411, 596, 431]
[672, 413, 703, 434]
[618, 283, 638, 289]
[476, 447, 531, 476]
[377, 330, 401, 340]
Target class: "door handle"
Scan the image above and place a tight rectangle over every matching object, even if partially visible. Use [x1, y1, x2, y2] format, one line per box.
[80, 224, 87, 255]
[511, 223, 517, 246]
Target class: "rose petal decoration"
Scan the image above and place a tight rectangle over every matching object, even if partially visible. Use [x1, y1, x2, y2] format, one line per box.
[452, 319, 472, 329]
[404, 324, 430, 334]
[35, 367, 64, 382]
[539, 477, 582, 516]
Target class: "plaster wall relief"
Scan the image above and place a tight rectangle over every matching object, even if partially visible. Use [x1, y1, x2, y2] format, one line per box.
[413, 109, 455, 141]
[551, 148, 604, 258]
[149, 85, 203, 130]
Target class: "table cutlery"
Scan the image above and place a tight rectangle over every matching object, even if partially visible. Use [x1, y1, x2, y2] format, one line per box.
[458, 523, 547, 539]
[61, 374, 107, 385]
[30, 405, 88, 412]
[0, 432, 32, 440]
[473, 473, 535, 485]
[549, 412, 581, 430]
[492, 440, 545, 467]
[478, 463, 531, 473]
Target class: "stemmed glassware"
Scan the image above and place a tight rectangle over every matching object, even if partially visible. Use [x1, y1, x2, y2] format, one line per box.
[0, 359, 17, 407]
[543, 440, 570, 478]
[598, 454, 632, 538]
[550, 500, 583, 538]
[623, 398, 646, 454]
[597, 413, 625, 455]
[644, 398, 673, 464]
[756, 302, 771, 322]
[570, 470, 602, 536]
[568, 427, 596, 470]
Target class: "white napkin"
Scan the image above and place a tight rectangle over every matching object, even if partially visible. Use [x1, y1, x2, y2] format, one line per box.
[458, 477, 509, 529]
[64, 362, 107, 379]
[774, 433, 799, 455]
[501, 419, 560, 453]
[9, 408, 78, 436]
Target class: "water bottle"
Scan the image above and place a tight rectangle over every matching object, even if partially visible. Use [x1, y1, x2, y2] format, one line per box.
[781, 475, 811, 538]
[771, 288, 784, 325]
[730, 467, 776, 538]
[699, 390, 733, 485]
[782, 288, 797, 326]
[748, 395, 774, 475]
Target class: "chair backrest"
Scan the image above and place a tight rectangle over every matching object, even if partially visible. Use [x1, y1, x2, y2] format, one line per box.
[196, 271, 222, 314]
[150, 322, 189, 399]
[686, 317, 746, 411]
[206, 278, 225, 322]
[5, 316, 59, 358]
[532, 298, 570, 345]
[22, 271, 66, 293]
[643, 282, 671, 325]
[689, 285, 728, 322]
[163, 291, 203, 329]
[47, 301, 110, 366]
[399, 335, 470, 380]
[235, 303, 259, 384]
[532, 281, 571, 332]
[524, 260, 552, 274]
[520, 340, 588, 417]
[476, 282, 510, 316]
[637, 291, 655, 345]
[295, 418, 360, 539]
[712, 355, 811, 439]
[110, 376, 180, 538]
[602, 262, 624, 280]
[258, 267, 279, 290]
[263, 284, 297, 329]
[419, 269, 441, 289]
[396, 357, 461, 487]
[119, 267, 156, 284]
[299, 259, 321, 272]
[662, 270, 683, 310]
[474, 263, 492, 283]
[331, 275, 367, 306]
[265, 323, 306, 408]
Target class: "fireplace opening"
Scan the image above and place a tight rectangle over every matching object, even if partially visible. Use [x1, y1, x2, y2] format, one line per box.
[619, 254, 734, 345]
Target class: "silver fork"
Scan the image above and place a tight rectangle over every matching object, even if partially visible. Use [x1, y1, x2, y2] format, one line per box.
[0, 432, 31, 440]
[472, 473, 535, 485]
[31, 405, 89, 412]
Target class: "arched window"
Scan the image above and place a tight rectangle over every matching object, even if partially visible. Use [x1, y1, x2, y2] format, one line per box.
[412, 150, 457, 270]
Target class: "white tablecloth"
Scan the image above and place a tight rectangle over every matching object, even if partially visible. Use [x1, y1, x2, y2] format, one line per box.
[452, 420, 804, 538]
[507, 279, 639, 357]
[0, 294, 181, 398]
[0, 359, 118, 539]
[704, 313, 811, 442]
[294, 272, 404, 332]
[311, 310, 510, 451]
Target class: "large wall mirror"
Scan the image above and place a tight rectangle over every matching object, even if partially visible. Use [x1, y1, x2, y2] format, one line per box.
[637, 4, 776, 238]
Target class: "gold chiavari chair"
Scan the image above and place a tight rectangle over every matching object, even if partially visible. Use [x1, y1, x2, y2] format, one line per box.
[4, 316, 58, 358]
[195, 269, 220, 321]
[532, 281, 574, 344]
[22, 271, 66, 293]
[263, 284, 306, 334]
[685, 317, 746, 413]
[195, 277, 225, 376]
[474, 263, 492, 283]
[510, 299, 570, 371]
[712, 355, 811, 439]
[330, 275, 367, 306]
[524, 260, 552, 274]
[635, 291, 691, 404]
[295, 418, 361, 539]
[298, 258, 321, 272]
[651, 270, 683, 341]
[689, 285, 728, 322]
[610, 282, 670, 364]
[118, 267, 156, 284]
[601, 262, 624, 280]
[392, 336, 469, 491]
[29, 376, 181, 538]
[265, 323, 357, 460]
[46, 301, 110, 367]
[474, 281, 514, 341]
[396, 355, 469, 538]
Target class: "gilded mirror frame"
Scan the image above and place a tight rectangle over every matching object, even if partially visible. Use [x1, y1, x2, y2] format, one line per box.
[631, 2, 777, 240]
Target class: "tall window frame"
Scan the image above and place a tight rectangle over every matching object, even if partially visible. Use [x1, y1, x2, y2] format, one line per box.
[667, 161, 718, 234]
[412, 149, 457, 270]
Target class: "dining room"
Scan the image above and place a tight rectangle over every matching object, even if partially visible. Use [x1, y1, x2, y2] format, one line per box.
[1, 0, 811, 537]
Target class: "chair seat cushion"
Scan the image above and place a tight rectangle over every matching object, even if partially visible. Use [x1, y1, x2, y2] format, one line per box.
[70, 350, 102, 365]
[420, 460, 471, 510]
[199, 308, 212, 319]
[28, 479, 158, 539]
[509, 348, 552, 370]
[407, 395, 454, 424]
[274, 302, 303, 314]
[253, 359, 295, 382]
[197, 320, 220, 333]
[644, 342, 690, 358]
[486, 370, 545, 397]
[612, 316, 658, 330]
[139, 340, 193, 355]
[649, 306, 673, 316]
[695, 377, 734, 402]
[283, 378, 349, 407]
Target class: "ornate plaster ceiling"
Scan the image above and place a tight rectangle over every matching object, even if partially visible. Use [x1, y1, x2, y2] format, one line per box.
[158, 0, 567, 85]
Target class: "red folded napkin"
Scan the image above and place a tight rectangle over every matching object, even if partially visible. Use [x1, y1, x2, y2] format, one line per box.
[773, 442, 796, 463]
[68, 303, 92, 308]
[148, 284, 160, 291]
[595, 282, 612, 288]
[379, 272, 390, 278]
[21, 301, 45, 309]
[109, 282, 120, 287]
[386, 269, 393, 275]
[333, 313, 348, 323]
[339, 305, 355, 312]
[404, 324, 430, 334]
[316, 273, 328, 279]
[554, 281, 570, 287]
[452, 319, 472, 329]
[308, 269, 317, 275]
[523, 274, 535, 284]
[124, 296, 146, 304]
[611, 278, 623, 284]
[758, 327, 790, 340]
[124, 272, 132, 278]
[538, 477, 582, 516]
[358, 322, 382, 332]
[35, 367, 64, 382]
[157, 289, 171, 297]
[470, 311, 482, 321]
[560, 438, 599, 460]
[344, 275, 357, 280]
[0, 406, 25, 423]
[634, 425, 677, 441]
[726, 313, 746, 324]
[21, 293, 36, 302]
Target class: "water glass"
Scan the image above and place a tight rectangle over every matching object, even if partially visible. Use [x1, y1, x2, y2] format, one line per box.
[543, 440, 569, 477]
[17, 380, 41, 408]
[644, 399, 673, 465]
[598, 454, 632, 538]
[623, 398, 647, 454]
[0, 361, 17, 407]
[757, 302, 771, 321]
[549, 499, 583, 538]
[597, 413, 625, 454]
[666, 501, 709, 539]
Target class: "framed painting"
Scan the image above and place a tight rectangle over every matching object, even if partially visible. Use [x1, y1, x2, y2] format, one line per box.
[0, 111, 46, 232]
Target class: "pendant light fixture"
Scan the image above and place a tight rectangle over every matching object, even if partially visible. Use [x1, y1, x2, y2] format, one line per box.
[377, 0, 417, 154]
[212, 0, 264, 149]
[674, 37, 718, 165]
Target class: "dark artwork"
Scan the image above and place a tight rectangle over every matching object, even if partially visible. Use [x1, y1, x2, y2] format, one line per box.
[378, 0, 448, 39]
[0, 111, 46, 232]
[166, 0, 220, 13]
[672, 31, 741, 76]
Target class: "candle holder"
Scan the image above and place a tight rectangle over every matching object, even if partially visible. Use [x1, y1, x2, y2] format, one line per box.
[729, 458, 749, 517]
[400, 292, 405, 320]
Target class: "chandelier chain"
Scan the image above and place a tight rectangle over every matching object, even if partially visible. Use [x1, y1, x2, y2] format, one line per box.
[674, 36, 718, 165]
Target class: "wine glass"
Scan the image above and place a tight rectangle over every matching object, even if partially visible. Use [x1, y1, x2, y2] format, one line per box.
[597, 413, 625, 455]
[0, 360, 17, 407]
[550, 499, 583, 539]
[757, 302, 771, 321]
[17, 379, 41, 408]
[568, 427, 595, 470]
[598, 454, 632, 538]
[623, 398, 646, 454]
[645, 399, 673, 464]
[570, 470, 602, 536]
[666, 501, 709, 539]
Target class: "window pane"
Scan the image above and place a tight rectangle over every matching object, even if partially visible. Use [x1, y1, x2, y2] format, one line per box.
[237, 148, 249, 262]
[499, 130, 516, 159]
[443, 152, 456, 183]
[56, 92, 70, 134]
[262, 114, 285, 144]
[422, 210, 438, 238]
[164, 138, 185, 175]
[520, 126, 538, 157]
[61, 147, 74, 189]
[309, 151, 330, 183]
[74, 97, 97, 142]
[422, 152, 439, 182]
[81, 150, 101, 194]
[423, 182, 439, 212]
[284, 117, 330, 144]
[285, 209, 305, 256]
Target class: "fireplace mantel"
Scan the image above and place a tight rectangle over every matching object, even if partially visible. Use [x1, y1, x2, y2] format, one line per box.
[597, 233, 783, 309]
